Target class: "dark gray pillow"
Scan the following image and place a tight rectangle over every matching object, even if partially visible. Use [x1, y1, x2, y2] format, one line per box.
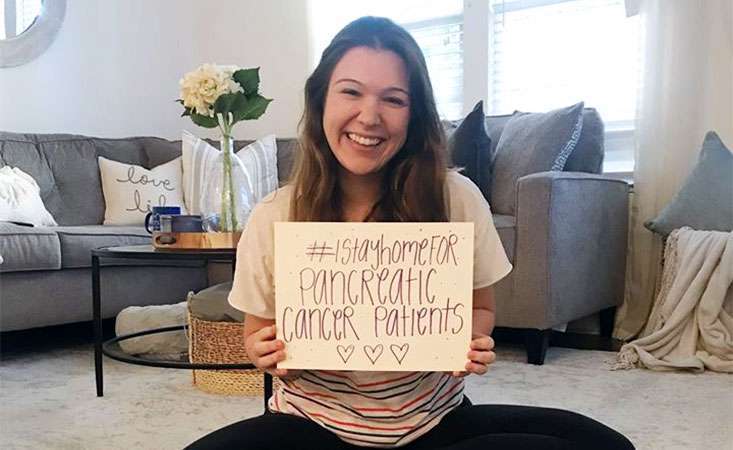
[490, 102, 585, 215]
[187, 281, 244, 323]
[645, 131, 733, 236]
[448, 101, 492, 200]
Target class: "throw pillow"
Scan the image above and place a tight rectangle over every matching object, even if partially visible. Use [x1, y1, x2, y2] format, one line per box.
[645, 131, 733, 236]
[0, 166, 57, 226]
[181, 131, 278, 215]
[98, 156, 187, 225]
[448, 101, 492, 201]
[115, 301, 188, 360]
[490, 102, 585, 215]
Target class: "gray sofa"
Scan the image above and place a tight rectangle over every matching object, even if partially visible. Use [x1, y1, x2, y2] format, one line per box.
[0, 132, 295, 332]
[1, 113, 628, 365]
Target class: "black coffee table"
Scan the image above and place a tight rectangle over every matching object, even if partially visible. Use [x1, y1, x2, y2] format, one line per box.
[92, 245, 271, 409]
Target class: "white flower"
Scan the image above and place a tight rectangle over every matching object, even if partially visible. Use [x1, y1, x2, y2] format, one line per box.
[179, 63, 244, 117]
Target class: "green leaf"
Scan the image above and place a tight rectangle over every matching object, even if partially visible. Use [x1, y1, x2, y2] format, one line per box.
[233, 68, 260, 96]
[214, 92, 247, 118]
[234, 94, 273, 122]
[190, 112, 218, 128]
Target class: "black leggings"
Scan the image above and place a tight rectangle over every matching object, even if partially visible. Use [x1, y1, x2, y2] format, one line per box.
[185, 400, 635, 450]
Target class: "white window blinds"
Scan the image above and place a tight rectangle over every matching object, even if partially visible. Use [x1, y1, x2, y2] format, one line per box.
[489, 0, 640, 173]
[402, 15, 464, 120]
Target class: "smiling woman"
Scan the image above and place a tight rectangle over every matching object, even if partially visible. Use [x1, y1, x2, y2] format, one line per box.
[186, 16, 635, 450]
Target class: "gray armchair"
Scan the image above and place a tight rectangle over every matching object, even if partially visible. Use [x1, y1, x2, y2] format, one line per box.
[480, 110, 630, 364]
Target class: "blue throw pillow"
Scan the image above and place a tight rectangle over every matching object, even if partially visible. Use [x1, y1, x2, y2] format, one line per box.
[645, 131, 733, 236]
[447, 101, 492, 200]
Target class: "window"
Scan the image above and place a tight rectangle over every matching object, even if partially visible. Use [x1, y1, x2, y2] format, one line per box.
[308, 0, 639, 174]
[489, 0, 639, 174]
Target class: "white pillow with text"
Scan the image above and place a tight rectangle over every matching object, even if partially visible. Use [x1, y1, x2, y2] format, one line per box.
[98, 156, 187, 225]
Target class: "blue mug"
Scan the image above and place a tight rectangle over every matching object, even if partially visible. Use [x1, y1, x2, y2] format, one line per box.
[144, 206, 181, 233]
[160, 214, 204, 233]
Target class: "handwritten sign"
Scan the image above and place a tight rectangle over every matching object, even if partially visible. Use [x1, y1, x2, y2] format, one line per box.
[274, 222, 473, 371]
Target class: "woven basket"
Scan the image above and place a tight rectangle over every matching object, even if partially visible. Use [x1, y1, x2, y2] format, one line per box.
[187, 309, 270, 396]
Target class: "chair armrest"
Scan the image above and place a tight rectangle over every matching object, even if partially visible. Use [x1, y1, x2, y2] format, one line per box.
[508, 171, 630, 329]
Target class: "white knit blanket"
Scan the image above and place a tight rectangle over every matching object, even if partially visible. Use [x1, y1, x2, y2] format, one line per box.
[614, 227, 733, 372]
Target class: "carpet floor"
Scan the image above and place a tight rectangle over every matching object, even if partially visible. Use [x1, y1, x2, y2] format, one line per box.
[1, 343, 731, 450]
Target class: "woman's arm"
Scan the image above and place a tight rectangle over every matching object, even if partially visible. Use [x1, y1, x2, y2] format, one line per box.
[472, 285, 496, 336]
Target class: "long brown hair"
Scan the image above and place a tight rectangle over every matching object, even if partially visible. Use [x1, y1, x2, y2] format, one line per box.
[289, 16, 448, 222]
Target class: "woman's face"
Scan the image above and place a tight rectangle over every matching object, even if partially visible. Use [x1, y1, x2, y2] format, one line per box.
[323, 46, 411, 179]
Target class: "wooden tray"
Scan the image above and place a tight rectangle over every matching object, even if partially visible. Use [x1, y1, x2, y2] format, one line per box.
[152, 232, 241, 250]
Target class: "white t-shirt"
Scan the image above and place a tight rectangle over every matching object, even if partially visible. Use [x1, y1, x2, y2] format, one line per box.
[229, 170, 512, 448]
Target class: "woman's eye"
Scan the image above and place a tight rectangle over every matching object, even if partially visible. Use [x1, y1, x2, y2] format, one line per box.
[341, 89, 360, 96]
[385, 97, 407, 106]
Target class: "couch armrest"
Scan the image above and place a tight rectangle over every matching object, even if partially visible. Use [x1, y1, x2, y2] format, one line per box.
[507, 171, 630, 329]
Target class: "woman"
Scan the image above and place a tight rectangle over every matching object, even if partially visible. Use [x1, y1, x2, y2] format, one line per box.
[186, 16, 634, 450]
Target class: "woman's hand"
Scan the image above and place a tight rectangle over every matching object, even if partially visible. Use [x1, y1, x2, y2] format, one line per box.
[451, 333, 497, 378]
[245, 324, 302, 380]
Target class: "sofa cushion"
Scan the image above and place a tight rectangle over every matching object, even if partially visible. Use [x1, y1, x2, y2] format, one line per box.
[37, 135, 149, 225]
[490, 102, 585, 215]
[484, 114, 515, 157]
[0, 133, 63, 218]
[492, 214, 516, 263]
[137, 137, 182, 168]
[54, 225, 151, 268]
[0, 222, 61, 272]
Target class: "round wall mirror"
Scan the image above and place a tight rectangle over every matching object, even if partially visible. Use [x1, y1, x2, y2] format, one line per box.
[0, 0, 66, 68]
[1, 0, 43, 39]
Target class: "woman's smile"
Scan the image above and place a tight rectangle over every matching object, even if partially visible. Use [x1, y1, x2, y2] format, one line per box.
[345, 132, 385, 148]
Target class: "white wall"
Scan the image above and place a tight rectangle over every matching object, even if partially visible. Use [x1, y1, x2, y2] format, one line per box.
[0, 0, 311, 139]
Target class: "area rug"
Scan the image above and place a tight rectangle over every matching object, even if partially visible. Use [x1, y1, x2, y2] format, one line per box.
[1, 344, 731, 449]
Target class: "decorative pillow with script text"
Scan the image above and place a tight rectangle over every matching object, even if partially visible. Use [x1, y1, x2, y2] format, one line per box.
[98, 156, 187, 225]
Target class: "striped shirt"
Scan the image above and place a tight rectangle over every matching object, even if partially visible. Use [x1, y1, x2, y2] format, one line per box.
[229, 172, 513, 447]
[270, 370, 465, 447]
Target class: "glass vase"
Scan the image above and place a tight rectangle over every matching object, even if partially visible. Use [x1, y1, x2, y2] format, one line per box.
[200, 135, 255, 232]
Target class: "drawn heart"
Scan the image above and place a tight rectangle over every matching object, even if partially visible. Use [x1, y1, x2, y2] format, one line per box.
[389, 343, 410, 365]
[363, 344, 384, 365]
[336, 344, 355, 364]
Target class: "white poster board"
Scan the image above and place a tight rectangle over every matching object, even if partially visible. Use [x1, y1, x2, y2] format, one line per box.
[274, 222, 473, 371]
